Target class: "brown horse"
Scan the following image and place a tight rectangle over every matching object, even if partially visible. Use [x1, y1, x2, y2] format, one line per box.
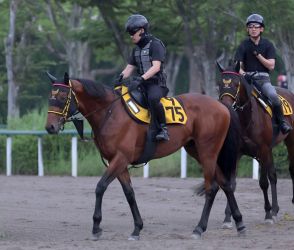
[45, 72, 244, 240]
[217, 61, 294, 227]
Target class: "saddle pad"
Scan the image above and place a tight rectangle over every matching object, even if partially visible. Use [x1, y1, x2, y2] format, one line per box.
[252, 90, 293, 117]
[120, 85, 187, 124]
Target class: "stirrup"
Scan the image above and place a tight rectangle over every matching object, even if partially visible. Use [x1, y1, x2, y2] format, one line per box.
[155, 128, 169, 141]
[280, 122, 292, 134]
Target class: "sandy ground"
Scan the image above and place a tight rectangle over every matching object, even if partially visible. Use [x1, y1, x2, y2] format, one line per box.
[0, 176, 293, 250]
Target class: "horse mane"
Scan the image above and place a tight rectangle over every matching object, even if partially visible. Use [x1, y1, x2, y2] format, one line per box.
[75, 78, 110, 98]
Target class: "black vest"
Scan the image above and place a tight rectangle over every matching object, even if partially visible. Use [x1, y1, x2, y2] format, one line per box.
[134, 40, 153, 75]
[134, 38, 167, 87]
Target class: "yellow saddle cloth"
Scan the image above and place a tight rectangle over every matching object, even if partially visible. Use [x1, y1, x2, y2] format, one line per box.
[119, 85, 187, 124]
[252, 89, 293, 117]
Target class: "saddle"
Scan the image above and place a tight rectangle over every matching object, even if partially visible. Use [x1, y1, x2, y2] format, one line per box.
[115, 84, 187, 165]
[251, 85, 293, 117]
[117, 85, 187, 125]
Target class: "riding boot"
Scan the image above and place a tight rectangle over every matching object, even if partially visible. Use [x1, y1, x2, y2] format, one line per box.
[154, 103, 169, 141]
[156, 123, 169, 141]
[273, 104, 292, 134]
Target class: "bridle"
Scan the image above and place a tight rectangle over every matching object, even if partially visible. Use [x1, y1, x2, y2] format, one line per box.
[48, 80, 130, 128]
[220, 71, 250, 111]
[48, 80, 79, 128]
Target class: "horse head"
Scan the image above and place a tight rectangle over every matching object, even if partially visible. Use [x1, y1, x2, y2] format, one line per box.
[45, 72, 79, 134]
[217, 61, 252, 110]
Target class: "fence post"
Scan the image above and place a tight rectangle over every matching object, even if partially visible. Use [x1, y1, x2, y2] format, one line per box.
[71, 136, 78, 177]
[37, 137, 44, 176]
[143, 163, 149, 178]
[181, 147, 187, 178]
[6, 137, 12, 176]
[253, 159, 259, 180]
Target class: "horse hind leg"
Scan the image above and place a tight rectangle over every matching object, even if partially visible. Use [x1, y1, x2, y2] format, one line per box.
[192, 179, 219, 239]
[117, 169, 143, 240]
[284, 134, 294, 204]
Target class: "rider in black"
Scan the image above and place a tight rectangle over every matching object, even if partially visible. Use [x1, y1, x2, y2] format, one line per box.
[235, 13, 292, 134]
[117, 14, 169, 141]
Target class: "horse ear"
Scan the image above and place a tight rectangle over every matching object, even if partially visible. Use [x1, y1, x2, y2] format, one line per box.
[64, 72, 69, 85]
[234, 61, 241, 73]
[46, 72, 57, 83]
[216, 60, 225, 72]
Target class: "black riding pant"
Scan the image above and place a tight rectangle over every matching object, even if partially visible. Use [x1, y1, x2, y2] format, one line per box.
[141, 82, 167, 128]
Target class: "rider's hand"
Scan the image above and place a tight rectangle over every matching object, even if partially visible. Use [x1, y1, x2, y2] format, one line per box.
[252, 45, 261, 57]
[113, 74, 124, 87]
[242, 72, 252, 83]
[128, 76, 144, 92]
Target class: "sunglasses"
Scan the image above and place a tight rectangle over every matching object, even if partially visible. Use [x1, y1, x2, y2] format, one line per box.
[247, 24, 262, 29]
[128, 29, 140, 36]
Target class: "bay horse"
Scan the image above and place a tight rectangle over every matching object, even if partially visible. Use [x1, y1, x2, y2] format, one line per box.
[217, 61, 294, 227]
[45, 72, 244, 240]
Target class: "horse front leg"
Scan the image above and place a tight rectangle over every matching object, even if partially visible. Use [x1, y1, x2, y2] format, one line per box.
[92, 154, 128, 240]
[222, 176, 236, 229]
[258, 163, 273, 222]
[92, 171, 116, 240]
[260, 150, 279, 223]
[117, 169, 143, 240]
[221, 181, 246, 235]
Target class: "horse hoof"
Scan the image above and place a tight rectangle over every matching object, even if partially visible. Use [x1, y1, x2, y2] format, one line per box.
[272, 216, 278, 223]
[264, 219, 274, 224]
[222, 222, 233, 229]
[237, 227, 246, 237]
[191, 233, 202, 240]
[128, 235, 140, 241]
[91, 230, 102, 241]
[236, 221, 246, 236]
[238, 229, 246, 237]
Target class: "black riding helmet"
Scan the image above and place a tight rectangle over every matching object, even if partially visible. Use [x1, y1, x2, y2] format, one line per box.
[246, 14, 264, 27]
[125, 14, 149, 34]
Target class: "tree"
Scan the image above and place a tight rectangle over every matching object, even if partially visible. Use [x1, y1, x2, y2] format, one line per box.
[5, 0, 20, 119]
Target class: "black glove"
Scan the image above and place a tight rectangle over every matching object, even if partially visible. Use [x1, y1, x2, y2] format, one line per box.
[128, 76, 144, 92]
[252, 44, 261, 57]
[243, 72, 252, 83]
[113, 73, 124, 87]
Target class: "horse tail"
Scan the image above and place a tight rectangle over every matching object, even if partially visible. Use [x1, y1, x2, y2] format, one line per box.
[217, 106, 241, 182]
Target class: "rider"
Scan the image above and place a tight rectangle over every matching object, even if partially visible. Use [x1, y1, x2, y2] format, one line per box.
[116, 14, 169, 141]
[235, 13, 292, 134]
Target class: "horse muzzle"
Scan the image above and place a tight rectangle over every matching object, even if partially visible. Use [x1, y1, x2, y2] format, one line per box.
[45, 123, 60, 134]
[45, 117, 65, 134]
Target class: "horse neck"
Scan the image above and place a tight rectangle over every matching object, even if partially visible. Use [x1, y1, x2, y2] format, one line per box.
[71, 80, 117, 124]
[237, 83, 253, 127]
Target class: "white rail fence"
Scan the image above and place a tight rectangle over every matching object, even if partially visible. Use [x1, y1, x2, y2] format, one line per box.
[0, 130, 259, 179]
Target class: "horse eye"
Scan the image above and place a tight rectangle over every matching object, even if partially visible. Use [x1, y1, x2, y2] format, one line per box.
[58, 93, 67, 102]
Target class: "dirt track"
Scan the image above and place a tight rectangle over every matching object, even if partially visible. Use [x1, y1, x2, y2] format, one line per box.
[0, 176, 293, 250]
